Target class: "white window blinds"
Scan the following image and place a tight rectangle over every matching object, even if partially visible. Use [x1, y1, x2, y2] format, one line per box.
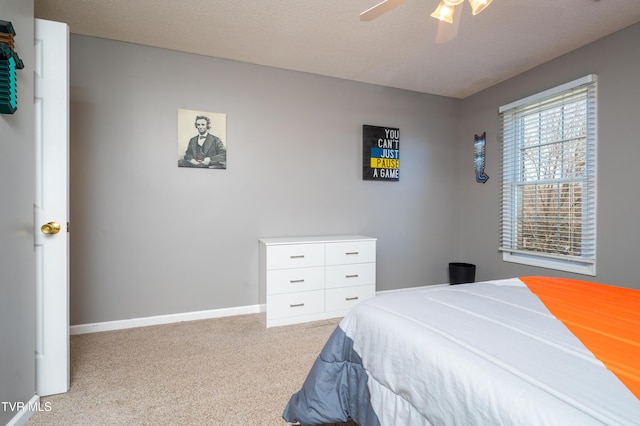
[499, 75, 597, 275]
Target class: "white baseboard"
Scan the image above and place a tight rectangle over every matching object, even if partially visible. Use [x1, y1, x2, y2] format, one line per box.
[70, 304, 265, 335]
[6, 395, 40, 426]
[69, 286, 444, 335]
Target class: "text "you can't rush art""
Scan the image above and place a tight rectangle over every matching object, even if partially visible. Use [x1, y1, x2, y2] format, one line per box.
[362, 125, 399, 181]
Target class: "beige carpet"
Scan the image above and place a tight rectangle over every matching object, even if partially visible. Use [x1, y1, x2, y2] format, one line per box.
[27, 314, 352, 426]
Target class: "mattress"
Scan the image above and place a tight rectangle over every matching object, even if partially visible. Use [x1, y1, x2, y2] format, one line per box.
[283, 277, 640, 425]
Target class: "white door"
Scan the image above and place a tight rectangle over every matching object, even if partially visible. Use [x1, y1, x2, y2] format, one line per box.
[34, 18, 70, 397]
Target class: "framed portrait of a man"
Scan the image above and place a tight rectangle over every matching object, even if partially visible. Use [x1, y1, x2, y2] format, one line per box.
[177, 109, 227, 169]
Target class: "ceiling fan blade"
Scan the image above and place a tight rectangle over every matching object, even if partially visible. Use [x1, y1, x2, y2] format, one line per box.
[435, 4, 462, 44]
[360, 0, 407, 21]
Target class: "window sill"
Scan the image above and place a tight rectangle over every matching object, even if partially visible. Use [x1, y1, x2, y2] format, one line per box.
[502, 251, 596, 276]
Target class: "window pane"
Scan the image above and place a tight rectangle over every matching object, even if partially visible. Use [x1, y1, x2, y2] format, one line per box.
[517, 182, 583, 256]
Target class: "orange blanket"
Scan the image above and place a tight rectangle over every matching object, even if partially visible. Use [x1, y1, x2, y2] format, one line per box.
[520, 276, 640, 399]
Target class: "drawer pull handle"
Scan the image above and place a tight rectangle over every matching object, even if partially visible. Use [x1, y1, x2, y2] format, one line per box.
[290, 303, 305, 308]
[346, 274, 359, 278]
[290, 279, 305, 283]
[290, 255, 305, 259]
[346, 251, 359, 255]
[345, 297, 359, 301]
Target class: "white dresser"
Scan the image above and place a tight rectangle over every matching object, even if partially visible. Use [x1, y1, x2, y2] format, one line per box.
[259, 235, 376, 327]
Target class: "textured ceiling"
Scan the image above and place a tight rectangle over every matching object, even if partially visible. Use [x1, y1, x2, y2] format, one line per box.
[34, 0, 640, 99]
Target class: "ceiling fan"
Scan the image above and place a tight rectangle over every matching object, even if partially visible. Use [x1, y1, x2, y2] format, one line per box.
[360, 0, 494, 43]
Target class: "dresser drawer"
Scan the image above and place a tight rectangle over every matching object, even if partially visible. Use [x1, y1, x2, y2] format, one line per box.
[325, 241, 376, 265]
[266, 267, 324, 295]
[325, 285, 375, 313]
[266, 243, 324, 270]
[325, 263, 376, 289]
[267, 290, 324, 320]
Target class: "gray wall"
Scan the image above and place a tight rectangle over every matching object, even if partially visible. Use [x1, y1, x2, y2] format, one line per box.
[69, 35, 462, 325]
[459, 23, 640, 289]
[70, 22, 640, 326]
[0, 0, 36, 424]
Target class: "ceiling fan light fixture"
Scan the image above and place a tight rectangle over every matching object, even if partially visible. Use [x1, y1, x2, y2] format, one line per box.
[468, 0, 493, 15]
[430, 1, 456, 23]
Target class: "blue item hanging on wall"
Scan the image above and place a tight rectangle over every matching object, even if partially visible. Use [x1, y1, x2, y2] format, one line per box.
[0, 20, 24, 114]
[474, 132, 489, 183]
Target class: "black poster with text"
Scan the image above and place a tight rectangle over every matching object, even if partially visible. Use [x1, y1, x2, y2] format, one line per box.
[362, 125, 400, 181]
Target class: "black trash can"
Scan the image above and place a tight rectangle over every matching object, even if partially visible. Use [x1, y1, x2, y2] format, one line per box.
[449, 262, 476, 285]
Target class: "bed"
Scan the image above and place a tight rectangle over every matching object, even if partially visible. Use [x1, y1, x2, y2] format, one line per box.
[282, 276, 640, 425]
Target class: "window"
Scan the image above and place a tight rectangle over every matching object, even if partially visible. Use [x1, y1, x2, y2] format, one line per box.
[499, 75, 597, 275]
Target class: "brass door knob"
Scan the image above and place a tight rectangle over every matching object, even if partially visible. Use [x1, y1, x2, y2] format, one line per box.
[41, 222, 61, 235]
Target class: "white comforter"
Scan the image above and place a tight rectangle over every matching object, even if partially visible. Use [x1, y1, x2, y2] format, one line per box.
[338, 278, 640, 425]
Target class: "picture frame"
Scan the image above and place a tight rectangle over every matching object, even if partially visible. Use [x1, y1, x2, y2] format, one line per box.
[177, 109, 227, 169]
[362, 124, 400, 181]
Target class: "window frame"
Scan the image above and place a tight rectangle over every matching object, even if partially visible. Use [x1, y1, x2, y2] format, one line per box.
[499, 75, 597, 276]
